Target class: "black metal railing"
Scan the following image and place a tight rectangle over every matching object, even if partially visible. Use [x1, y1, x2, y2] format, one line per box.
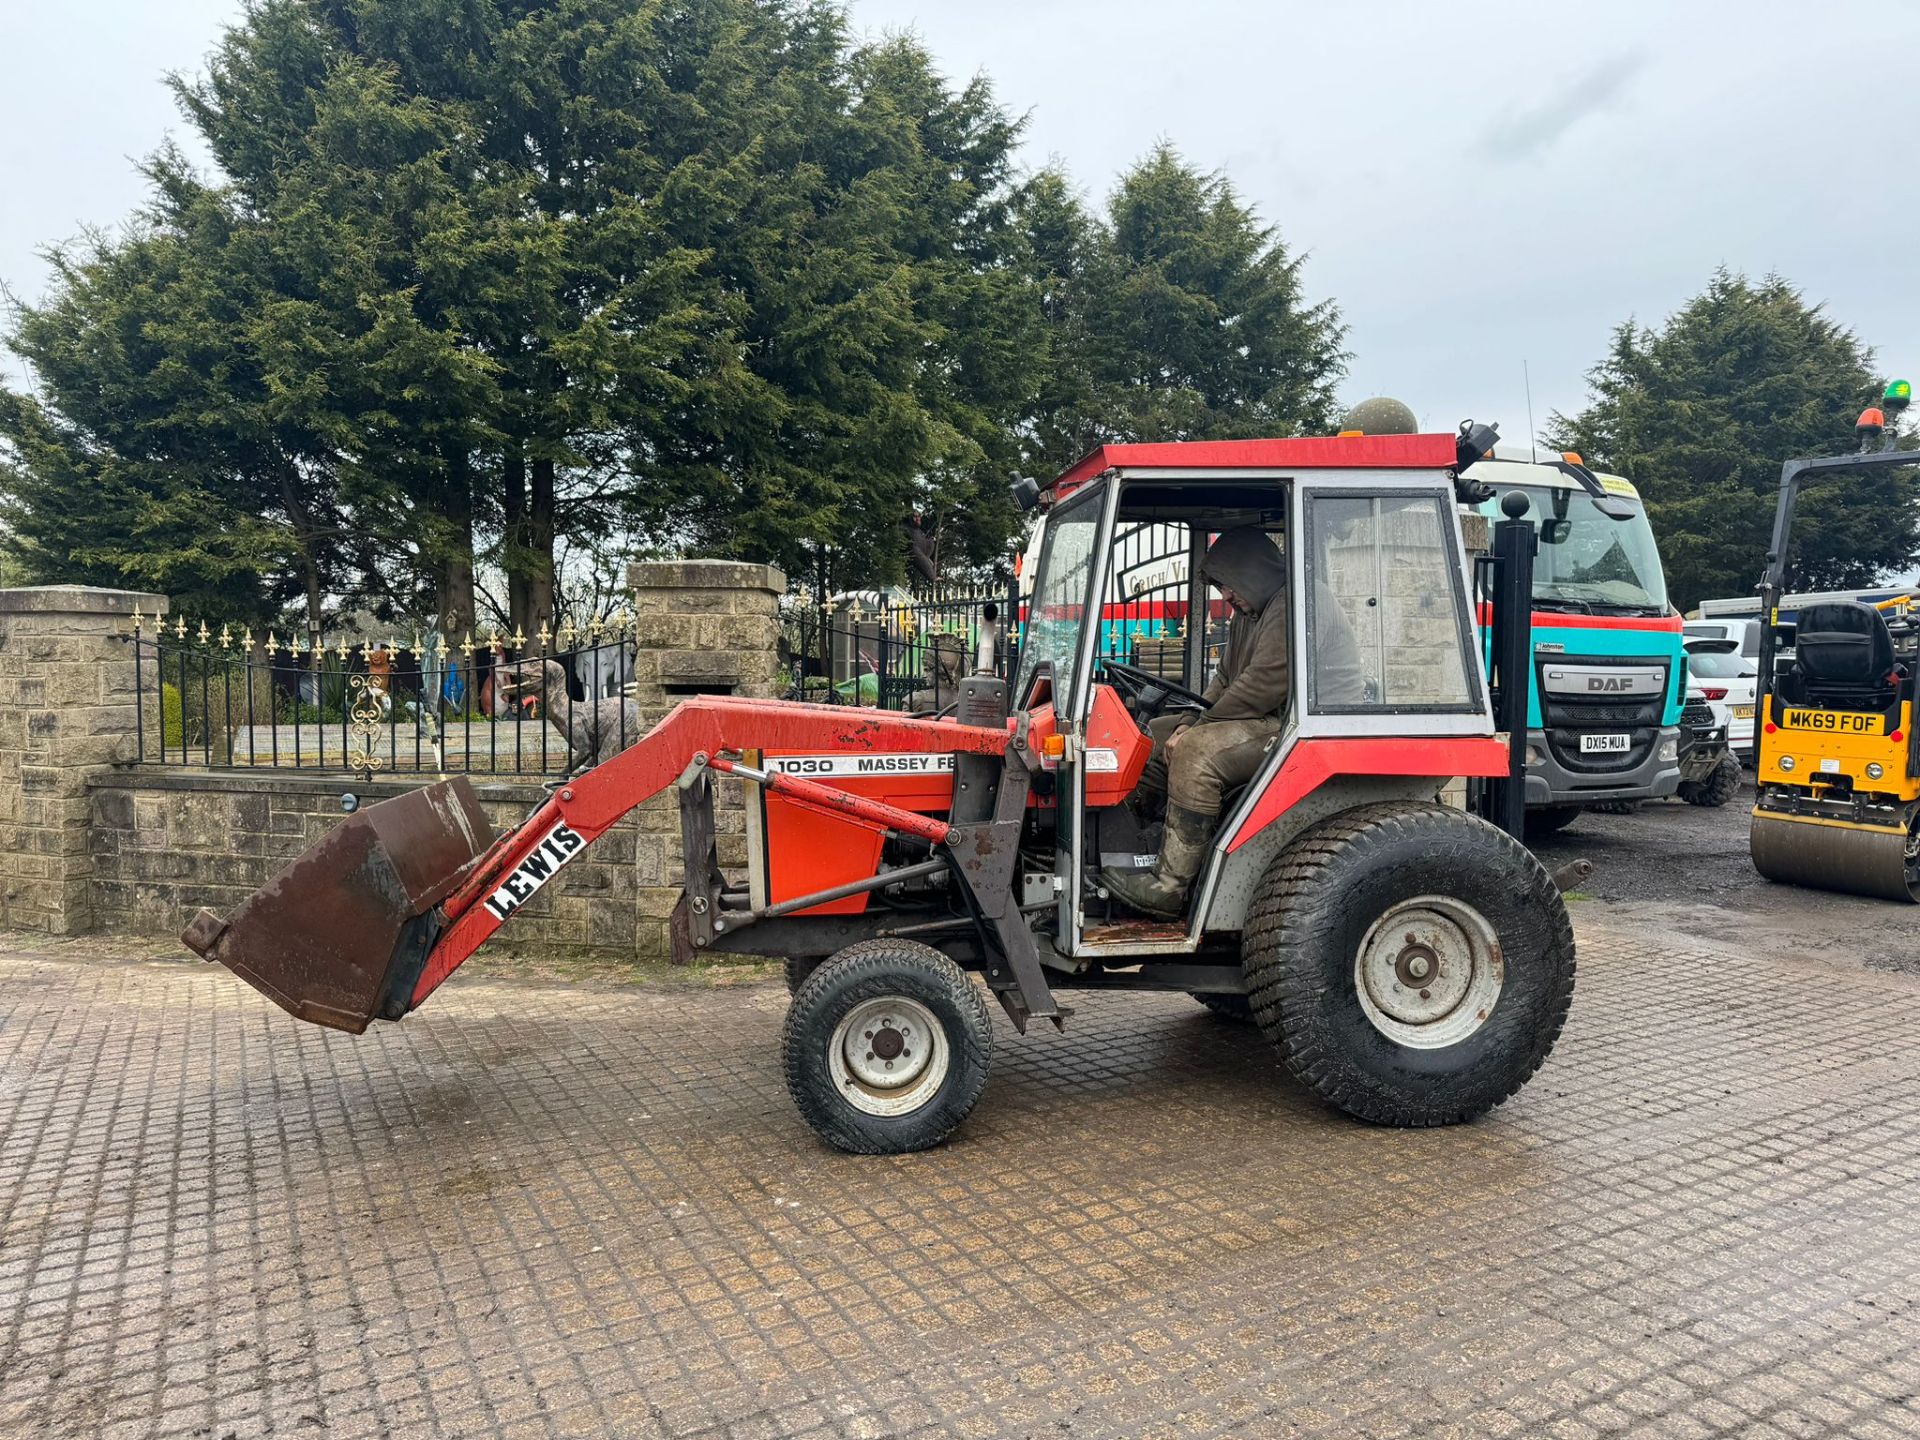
[129, 613, 639, 777]
[780, 582, 1022, 713]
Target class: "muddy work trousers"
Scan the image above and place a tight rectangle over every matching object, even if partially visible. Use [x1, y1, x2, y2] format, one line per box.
[1136, 714, 1283, 815]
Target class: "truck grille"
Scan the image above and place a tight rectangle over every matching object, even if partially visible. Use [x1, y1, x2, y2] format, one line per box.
[1536, 653, 1673, 775]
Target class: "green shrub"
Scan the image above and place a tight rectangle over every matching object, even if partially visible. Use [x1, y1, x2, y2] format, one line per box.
[160, 682, 184, 749]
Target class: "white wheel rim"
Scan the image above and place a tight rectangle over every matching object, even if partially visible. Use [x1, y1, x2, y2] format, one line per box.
[1353, 895, 1504, 1050]
[827, 996, 950, 1117]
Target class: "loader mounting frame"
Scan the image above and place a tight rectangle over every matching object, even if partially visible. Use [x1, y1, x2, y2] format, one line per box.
[675, 719, 1065, 1032]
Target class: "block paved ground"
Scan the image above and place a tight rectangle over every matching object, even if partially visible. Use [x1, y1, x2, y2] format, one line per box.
[2, 915, 1918, 1440]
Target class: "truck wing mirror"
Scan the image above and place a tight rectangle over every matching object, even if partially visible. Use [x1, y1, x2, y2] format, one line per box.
[1593, 495, 1637, 521]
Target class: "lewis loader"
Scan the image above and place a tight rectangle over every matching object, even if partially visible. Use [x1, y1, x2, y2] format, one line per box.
[185, 429, 1578, 1154]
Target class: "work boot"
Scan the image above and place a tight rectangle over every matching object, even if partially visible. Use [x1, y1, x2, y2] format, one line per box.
[1100, 805, 1215, 919]
[1124, 785, 1166, 831]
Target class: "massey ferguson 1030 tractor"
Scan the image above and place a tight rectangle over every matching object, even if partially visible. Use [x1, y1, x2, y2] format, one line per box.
[185, 428, 1577, 1154]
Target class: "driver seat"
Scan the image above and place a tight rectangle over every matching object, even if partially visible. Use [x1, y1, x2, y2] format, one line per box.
[1785, 602, 1899, 710]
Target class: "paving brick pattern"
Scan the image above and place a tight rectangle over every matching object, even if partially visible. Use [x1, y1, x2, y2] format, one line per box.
[3, 921, 1918, 1439]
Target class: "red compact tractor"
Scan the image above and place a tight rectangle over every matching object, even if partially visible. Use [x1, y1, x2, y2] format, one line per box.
[186, 428, 1576, 1154]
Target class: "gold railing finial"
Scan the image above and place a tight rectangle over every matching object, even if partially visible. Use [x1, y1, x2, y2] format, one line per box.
[173, 615, 188, 640]
[460, 631, 475, 659]
[511, 626, 527, 652]
[559, 617, 578, 650]
[536, 621, 552, 654]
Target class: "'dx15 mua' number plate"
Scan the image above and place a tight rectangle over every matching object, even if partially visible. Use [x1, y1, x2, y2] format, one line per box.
[1579, 733, 1632, 754]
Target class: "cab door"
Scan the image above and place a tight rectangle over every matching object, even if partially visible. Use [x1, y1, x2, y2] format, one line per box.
[1009, 481, 1117, 949]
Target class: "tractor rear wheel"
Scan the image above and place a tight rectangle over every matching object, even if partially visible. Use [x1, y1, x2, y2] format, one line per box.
[1244, 802, 1574, 1127]
[781, 939, 993, 1154]
[1680, 755, 1741, 808]
[1189, 992, 1254, 1022]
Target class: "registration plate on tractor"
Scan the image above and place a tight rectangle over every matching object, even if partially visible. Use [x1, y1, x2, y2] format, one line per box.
[1579, 733, 1631, 754]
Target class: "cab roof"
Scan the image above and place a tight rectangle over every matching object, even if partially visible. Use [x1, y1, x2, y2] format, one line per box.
[1049, 434, 1460, 499]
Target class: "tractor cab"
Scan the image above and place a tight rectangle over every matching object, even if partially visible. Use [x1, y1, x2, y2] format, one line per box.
[1014, 436, 1500, 956]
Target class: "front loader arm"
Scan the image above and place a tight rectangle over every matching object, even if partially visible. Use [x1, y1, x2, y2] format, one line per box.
[410, 696, 1011, 1007]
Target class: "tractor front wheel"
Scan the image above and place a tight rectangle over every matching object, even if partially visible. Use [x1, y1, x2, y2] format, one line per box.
[1244, 802, 1575, 1127]
[781, 939, 993, 1154]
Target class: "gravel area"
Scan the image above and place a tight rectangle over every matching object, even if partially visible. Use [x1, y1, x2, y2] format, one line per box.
[1526, 774, 1920, 976]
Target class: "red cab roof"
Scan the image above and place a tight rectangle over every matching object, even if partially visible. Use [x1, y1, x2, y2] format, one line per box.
[1050, 434, 1459, 496]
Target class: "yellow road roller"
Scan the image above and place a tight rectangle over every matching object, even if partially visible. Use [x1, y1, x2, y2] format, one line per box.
[1750, 383, 1920, 901]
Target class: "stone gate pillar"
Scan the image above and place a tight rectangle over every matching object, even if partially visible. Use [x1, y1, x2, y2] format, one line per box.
[626, 560, 786, 957]
[0, 586, 166, 934]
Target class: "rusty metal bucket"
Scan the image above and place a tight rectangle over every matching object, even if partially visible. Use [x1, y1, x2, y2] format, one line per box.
[182, 779, 496, 1032]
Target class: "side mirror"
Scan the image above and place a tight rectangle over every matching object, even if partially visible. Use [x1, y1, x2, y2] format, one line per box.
[1010, 476, 1041, 512]
[1594, 495, 1637, 522]
[1539, 518, 1571, 545]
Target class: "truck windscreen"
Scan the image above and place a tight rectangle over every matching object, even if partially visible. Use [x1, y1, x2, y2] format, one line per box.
[1484, 485, 1669, 615]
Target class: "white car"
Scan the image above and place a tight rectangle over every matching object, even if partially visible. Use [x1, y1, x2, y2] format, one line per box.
[1685, 640, 1758, 760]
[1683, 616, 1760, 659]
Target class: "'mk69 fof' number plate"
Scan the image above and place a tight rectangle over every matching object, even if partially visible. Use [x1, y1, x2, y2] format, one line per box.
[1781, 709, 1879, 734]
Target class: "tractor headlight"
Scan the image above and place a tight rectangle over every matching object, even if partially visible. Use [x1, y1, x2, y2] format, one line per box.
[1867, 762, 1885, 780]
[1526, 745, 1546, 768]
[1779, 755, 1796, 772]
[1657, 737, 1679, 762]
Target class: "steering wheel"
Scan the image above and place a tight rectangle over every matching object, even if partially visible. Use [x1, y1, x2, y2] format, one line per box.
[1100, 659, 1210, 722]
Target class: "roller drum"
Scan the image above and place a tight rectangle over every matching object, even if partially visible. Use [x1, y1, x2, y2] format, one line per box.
[1749, 810, 1919, 903]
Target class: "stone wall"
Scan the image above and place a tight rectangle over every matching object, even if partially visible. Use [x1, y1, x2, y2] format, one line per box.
[89, 773, 641, 956]
[0, 562, 783, 961]
[626, 560, 783, 952]
[0, 586, 163, 934]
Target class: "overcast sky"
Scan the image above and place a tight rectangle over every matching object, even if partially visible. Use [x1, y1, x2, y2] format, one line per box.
[5, 0, 1919, 439]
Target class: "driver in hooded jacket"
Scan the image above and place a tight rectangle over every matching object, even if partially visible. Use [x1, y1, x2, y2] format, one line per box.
[1102, 524, 1363, 918]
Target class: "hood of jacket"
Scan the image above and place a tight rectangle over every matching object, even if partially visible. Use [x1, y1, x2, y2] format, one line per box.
[1202, 526, 1286, 615]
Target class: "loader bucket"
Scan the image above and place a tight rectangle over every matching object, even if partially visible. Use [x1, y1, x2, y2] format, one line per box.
[182, 779, 496, 1032]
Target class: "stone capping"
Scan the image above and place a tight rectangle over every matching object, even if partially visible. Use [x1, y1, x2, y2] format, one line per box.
[91, 765, 554, 807]
[0, 585, 167, 616]
[627, 559, 786, 594]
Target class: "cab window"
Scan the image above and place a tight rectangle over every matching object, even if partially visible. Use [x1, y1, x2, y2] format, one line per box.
[1304, 492, 1479, 712]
